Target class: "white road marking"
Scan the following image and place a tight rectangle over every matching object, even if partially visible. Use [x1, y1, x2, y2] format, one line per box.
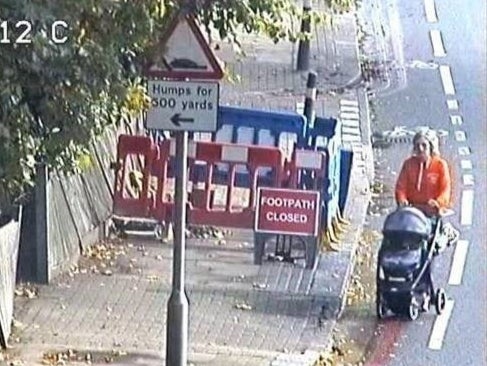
[461, 160, 472, 170]
[439, 65, 456, 95]
[460, 190, 474, 226]
[458, 146, 471, 156]
[428, 299, 454, 350]
[447, 99, 459, 110]
[449, 240, 469, 285]
[425, 0, 438, 23]
[430, 30, 446, 57]
[463, 174, 474, 186]
[454, 130, 466, 141]
[450, 115, 463, 125]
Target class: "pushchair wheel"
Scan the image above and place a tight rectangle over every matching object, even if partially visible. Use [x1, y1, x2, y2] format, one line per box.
[376, 296, 387, 319]
[435, 288, 447, 315]
[408, 302, 419, 321]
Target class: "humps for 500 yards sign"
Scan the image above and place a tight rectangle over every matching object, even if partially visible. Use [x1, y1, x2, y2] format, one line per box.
[146, 80, 219, 132]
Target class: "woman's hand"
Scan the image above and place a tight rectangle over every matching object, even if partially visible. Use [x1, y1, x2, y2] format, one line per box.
[427, 199, 440, 208]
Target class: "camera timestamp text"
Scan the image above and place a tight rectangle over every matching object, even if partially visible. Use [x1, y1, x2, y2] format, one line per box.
[1, 20, 69, 45]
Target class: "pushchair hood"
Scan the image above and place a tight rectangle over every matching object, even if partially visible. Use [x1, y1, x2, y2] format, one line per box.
[383, 207, 431, 237]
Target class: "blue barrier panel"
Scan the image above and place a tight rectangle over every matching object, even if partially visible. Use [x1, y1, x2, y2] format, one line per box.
[339, 149, 354, 214]
[217, 106, 307, 148]
[306, 117, 343, 230]
[307, 117, 340, 148]
[327, 148, 341, 222]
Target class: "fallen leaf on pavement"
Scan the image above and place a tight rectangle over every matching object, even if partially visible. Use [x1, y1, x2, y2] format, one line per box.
[12, 319, 24, 329]
[15, 284, 38, 299]
[235, 302, 252, 311]
[102, 269, 113, 276]
[10, 361, 26, 366]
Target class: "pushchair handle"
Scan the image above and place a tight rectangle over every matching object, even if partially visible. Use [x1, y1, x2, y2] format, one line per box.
[396, 203, 455, 218]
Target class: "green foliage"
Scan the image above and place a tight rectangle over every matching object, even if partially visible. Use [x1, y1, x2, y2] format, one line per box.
[0, 0, 352, 212]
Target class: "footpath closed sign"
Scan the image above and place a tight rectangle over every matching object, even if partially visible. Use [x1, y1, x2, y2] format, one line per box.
[146, 80, 219, 132]
[255, 188, 320, 236]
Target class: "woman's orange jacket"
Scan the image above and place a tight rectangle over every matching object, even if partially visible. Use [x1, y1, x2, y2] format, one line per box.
[395, 155, 452, 210]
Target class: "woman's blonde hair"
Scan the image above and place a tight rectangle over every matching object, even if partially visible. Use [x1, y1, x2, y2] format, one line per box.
[412, 129, 440, 155]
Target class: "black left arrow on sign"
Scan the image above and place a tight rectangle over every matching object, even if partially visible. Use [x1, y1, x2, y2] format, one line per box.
[170, 113, 194, 127]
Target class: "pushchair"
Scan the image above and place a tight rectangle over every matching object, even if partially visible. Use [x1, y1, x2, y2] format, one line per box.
[376, 206, 454, 321]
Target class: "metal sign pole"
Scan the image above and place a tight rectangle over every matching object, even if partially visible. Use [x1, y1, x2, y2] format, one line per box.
[166, 131, 189, 366]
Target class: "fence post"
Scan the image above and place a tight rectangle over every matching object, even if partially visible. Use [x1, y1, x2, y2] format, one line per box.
[296, 0, 312, 71]
[34, 157, 49, 284]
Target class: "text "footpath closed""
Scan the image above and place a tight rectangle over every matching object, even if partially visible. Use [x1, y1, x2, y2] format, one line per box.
[255, 188, 320, 236]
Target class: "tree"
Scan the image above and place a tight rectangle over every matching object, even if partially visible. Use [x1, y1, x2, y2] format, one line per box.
[0, 0, 352, 216]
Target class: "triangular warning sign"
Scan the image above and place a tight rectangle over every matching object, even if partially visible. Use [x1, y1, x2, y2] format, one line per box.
[145, 14, 224, 80]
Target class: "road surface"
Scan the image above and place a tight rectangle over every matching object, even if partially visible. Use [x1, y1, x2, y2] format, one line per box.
[364, 0, 487, 365]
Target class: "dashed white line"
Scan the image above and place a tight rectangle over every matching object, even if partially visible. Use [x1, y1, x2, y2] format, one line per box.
[428, 299, 454, 350]
[454, 131, 466, 142]
[461, 160, 473, 170]
[425, 0, 438, 23]
[450, 115, 463, 126]
[460, 190, 474, 226]
[430, 30, 446, 57]
[447, 100, 459, 110]
[458, 146, 471, 156]
[449, 240, 469, 285]
[463, 174, 474, 186]
[439, 65, 456, 95]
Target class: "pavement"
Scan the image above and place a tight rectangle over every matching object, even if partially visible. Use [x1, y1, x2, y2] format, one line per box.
[5, 2, 374, 366]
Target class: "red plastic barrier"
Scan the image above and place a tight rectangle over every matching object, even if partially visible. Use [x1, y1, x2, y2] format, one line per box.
[189, 142, 284, 228]
[149, 139, 284, 228]
[286, 149, 328, 190]
[112, 135, 328, 231]
[112, 135, 158, 218]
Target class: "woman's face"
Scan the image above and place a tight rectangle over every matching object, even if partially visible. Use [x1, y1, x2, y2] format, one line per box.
[413, 136, 431, 161]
